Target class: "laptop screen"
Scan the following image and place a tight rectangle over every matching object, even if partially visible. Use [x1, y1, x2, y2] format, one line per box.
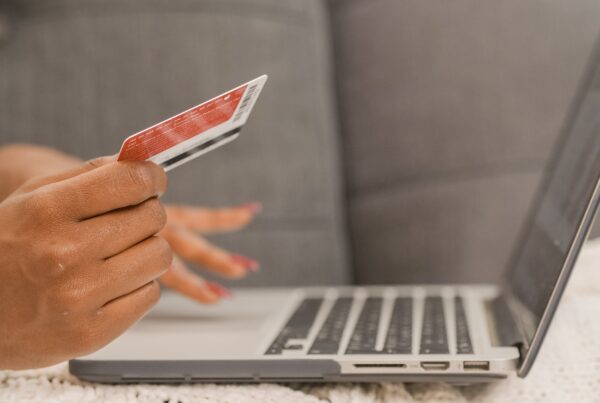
[505, 40, 600, 375]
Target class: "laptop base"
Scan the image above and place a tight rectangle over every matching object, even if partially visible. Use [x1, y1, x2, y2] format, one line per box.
[70, 286, 520, 383]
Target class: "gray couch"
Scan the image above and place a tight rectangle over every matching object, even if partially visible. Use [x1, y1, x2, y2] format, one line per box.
[1, 0, 598, 286]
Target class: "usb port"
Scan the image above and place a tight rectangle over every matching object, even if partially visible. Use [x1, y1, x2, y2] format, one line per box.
[463, 361, 490, 371]
[420, 361, 450, 371]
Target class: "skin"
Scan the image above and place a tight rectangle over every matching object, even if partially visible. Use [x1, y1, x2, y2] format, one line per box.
[0, 144, 260, 369]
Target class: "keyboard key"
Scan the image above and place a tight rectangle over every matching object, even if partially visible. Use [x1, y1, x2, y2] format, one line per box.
[420, 297, 449, 354]
[383, 297, 413, 354]
[308, 298, 353, 354]
[345, 298, 383, 354]
[454, 296, 474, 354]
[265, 298, 323, 355]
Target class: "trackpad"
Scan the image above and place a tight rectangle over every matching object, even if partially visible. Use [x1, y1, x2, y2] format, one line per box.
[81, 288, 299, 361]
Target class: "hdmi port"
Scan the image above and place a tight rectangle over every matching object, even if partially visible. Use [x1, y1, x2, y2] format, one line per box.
[420, 361, 450, 371]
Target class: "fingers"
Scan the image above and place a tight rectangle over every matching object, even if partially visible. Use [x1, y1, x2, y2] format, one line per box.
[47, 160, 167, 220]
[81, 197, 167, 259]
[166, 202, 261, 233]
[86, 236, 172, 306]
[159, 257, 231, 304]
[161, 225, 258, 278]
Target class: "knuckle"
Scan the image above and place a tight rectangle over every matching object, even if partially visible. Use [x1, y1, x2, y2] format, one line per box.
[152, 237, 173, 269]
[137, 237, 172, 276]
[142, 198, 167, 230]
[143, 280, 162, 307]
[44, 241, 80, 268]
[53, 284, 85, 312]
[86, 156, 113, 169]
[124, 163, 155, 194]
[26, 189, 59, 218]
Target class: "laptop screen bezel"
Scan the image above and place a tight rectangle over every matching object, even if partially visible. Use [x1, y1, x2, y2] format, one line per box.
[515, 180, 600, 377]
[501, 36, 600, 377]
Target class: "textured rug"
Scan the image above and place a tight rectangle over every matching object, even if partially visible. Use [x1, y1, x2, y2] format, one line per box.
[2, 239, 600, 403]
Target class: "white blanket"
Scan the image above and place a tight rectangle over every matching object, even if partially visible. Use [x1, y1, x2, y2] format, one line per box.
[2, 239, 600, 403]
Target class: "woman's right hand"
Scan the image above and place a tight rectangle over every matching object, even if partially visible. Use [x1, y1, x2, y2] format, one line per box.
[0, 158, 172, 370]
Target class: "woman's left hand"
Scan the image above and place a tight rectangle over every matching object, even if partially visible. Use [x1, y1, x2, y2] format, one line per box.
[158, 203, 262, 304]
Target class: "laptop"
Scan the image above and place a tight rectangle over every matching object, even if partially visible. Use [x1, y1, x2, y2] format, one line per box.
[69, 38, 600, 384]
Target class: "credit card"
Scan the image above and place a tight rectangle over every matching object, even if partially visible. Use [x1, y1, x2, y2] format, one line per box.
[117, 75, 268, 171]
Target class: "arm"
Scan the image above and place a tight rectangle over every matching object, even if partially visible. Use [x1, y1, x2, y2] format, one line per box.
[0, 144, 82, 200]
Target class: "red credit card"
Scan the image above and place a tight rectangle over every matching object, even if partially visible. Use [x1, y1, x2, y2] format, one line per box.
[118, 75, 267, 171]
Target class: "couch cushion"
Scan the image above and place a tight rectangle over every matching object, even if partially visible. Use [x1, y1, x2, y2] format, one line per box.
[0, 0, 350, 285]
[331, 0, 600, 283]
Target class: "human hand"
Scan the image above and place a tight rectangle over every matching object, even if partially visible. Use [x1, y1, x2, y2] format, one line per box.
[159, 203, 261, 304]
[0, 159, 171, 369]
[0, 144, 262, 307]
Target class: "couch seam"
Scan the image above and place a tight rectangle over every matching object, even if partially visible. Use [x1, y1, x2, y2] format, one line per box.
[349, 158, 545, 200]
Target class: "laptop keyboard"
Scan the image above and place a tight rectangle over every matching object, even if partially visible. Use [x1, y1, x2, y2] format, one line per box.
[308, 298, 353, 354]
[454, 296, 474, 354]
[419, 297, 449, 354]
[265, 298, 323, 355]
[383, 297, 413, 354]
[266, 292, 473, 356]
[345, 298, 383, 354]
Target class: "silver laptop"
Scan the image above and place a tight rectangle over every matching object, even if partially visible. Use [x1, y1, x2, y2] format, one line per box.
[70, 38, 600, 384]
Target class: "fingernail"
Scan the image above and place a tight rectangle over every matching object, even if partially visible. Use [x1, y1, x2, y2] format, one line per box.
[206, 282, 232, 298]
[196, 282, 220, 304]
[240, 202, 262, 214]
[230, 254, 260, 272]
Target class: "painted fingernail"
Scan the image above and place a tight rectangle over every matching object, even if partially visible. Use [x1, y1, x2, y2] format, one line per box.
[206, 282, 232, 298]
[196, 280, 219, 303]
[240, 202, 262, 214]
[231, 254, 260, 272]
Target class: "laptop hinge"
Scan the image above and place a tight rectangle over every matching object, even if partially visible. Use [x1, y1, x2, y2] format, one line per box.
[488, 293, 532, 361]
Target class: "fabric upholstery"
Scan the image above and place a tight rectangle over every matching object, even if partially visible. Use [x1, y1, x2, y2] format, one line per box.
[329, 0, 600, 283]
[0, 0, 598, 286]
